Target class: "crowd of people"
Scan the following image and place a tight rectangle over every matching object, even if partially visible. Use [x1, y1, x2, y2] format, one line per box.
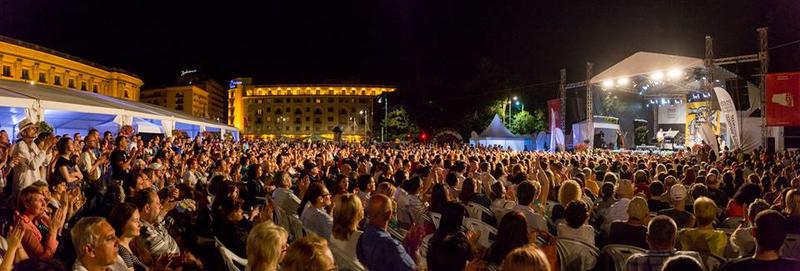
[0, 118, 798, 271]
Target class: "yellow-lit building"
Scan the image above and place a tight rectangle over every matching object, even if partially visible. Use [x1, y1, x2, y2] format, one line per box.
[141, 85, 210, 118]
[228, 78, 396, 141]
[0, 35, 142, 100]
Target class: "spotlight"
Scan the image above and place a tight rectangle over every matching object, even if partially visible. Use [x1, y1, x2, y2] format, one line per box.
[602, 80, 614, 88]
[651, 72, 664, 81]
[668, 68, 683, 78]
[617, 78, 630, 86]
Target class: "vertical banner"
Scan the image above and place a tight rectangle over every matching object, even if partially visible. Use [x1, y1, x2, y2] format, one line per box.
[714, 87, 741, 149]
[766, 72, 800, 126]
[547, 99, 561, 130]
[685, 101, 720, 146]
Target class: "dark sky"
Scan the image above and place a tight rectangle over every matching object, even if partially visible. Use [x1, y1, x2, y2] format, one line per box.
[1, 0, 798, 128]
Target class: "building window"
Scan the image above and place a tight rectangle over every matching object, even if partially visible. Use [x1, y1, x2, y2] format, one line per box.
[256, 117, 263, 124]
[124, 90, 129, 98]
[305, 117, 310, 121]
[305, 126, 310, 131]
[2, 66, 11, 77]
[305, 107, 310, 112]
[305, 98, 311, 103]
[21, 69, 30, 80]
[257, 109, 263, 115]
[81, 82, 87, 91]
[327, 117, 334, 122]
[266, 107, 271, 113]
[328, 98, 334, 103]
[37, 73, 46, 83]
[54, 76, 61, 85]
[328, 107, 333, 112]
[92, 85, 98, 92]
[68, 79, 75, 88]
[359, 98, 367, 103]
[315, 98, 321, 103]
[257, 99, 263, 104]
[176, 105, 183, 110]
[295, 126, 300, 131]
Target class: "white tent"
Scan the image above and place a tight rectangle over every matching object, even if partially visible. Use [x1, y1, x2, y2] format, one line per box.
[470, 114, 533, 151]
[0, 80, 238, 139]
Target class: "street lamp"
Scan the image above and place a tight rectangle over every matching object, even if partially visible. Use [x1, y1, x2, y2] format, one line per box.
[377, 94, 387, 142]
[359, 110, 368, 139]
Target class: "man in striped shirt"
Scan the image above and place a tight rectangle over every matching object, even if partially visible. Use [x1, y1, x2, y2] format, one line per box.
[132, 188, 180, 256]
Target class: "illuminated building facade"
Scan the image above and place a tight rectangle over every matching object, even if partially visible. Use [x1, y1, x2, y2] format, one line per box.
[228, 78, 395, 141]
[141, 85, 210, 119]
[0, 35, 142, 100]
[141, 71, 226, 121]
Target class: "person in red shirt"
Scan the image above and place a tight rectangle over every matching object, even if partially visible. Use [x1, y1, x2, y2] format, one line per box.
[14, 186, 67, 260]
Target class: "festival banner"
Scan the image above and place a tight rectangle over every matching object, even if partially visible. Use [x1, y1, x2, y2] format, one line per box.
[685, 101, 719, 146]
[766, 72, 800, 126]
[714, 87, 741, 149]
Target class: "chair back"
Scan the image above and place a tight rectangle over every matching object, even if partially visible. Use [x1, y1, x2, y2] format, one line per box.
[557, 238, 599, 271]
[215, 237, 247, 271]
[702, 253, 727, 271]
[466, 202, 493, 220]
[328, 242, 366, 271]
[430, 212, 442, 229]
[783, 234, 800, 260]
[721, 217, 744, 229]
[464, 217, 497, 248]
[600, 244, 645, 271]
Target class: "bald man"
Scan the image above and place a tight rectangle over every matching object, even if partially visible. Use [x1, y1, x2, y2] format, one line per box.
[356, 194, 416, 271]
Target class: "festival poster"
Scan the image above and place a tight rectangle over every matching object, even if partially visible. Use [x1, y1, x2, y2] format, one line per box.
[766, 72, 800, 126]
[685, 101, 720, 146]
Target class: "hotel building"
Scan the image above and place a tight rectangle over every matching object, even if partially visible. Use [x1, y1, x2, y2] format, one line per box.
[228, 78, 395, 141]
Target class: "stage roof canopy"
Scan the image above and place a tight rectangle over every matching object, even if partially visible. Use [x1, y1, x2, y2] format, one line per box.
[590, 52, 704, 84]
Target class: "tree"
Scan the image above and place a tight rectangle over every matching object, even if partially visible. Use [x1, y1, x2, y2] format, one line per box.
[509, 109, 546, 135]
[381, 106, 419, 141]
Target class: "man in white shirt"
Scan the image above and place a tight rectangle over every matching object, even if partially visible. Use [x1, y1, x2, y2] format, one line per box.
[10, 119, 50, 196]
[513, 180, 548, 232]
[70, 217, 128, 271]
[272, 172, 303, 215]
[475, 162, 497, 195]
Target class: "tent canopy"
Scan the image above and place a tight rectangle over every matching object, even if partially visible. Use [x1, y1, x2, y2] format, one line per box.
[479, 114, 517, 138]
[0, 79, 238, 136]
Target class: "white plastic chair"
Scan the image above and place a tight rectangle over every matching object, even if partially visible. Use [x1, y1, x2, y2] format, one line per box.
[466, 202, 494, 222]
[464, 217, 497, 248]
[782, 234, 800, 260]
[329, 242, 366, 271]
[600, 244, 645, 271]
[430, 212, 442, 229]
[557, 238, 599, 271]
[215, 237, 247, 271]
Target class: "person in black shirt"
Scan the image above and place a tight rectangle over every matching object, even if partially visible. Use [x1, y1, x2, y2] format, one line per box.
[52, 137, 83, 188]
[721, 210, 800, 271]
[706, 174, 729, 209]
[110, 136, 136, 182]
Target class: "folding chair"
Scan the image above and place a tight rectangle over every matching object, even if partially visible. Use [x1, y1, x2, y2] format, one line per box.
[466, 202, 493, 220]
[782, 234, 800, 260]
[464, 217, 498, 248]
[215, 237, 247, 271]
[600, 244, 645, 271]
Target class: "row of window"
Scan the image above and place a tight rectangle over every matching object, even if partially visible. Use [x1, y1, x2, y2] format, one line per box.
[253, 97, 368, 104]
[254, 107, 363, 115]
[250, 125, 359, 132]
[2, 65, 101, 93]
[254, 115, 362, 123]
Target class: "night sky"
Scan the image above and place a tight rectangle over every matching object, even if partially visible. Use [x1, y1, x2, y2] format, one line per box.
[2, 0, 798, 129]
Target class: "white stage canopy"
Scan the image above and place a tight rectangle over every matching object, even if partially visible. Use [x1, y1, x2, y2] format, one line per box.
[0, 80, 238, 139]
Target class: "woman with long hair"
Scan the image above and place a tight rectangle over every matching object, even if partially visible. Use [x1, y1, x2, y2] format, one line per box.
[246, 222, 288, 271]
[480, 211, 529, 269]
[107, 203, 147, 271]
[726, 183, 762, 218]
[331, 193, 364, 261]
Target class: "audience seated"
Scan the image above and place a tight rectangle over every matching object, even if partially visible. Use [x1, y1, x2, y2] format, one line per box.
[281, 235, 336, 271]
[658, 184, 695, 229]
[70, 217, 127, 271]
[720, 210, 800, 271]
[513, 181, 548, 232]
[330, 193, 364, 262]
[609, 196, 649, 249]
[626, 215, 701, 271]
[677, 196, 727, 257]
[246, 222, 288, 271]
[298, 182, 333, 240]
[558, 200, 595, 246]
[729, 199, 770, 257]
[500, 244, 551, 271]
[356, 194, 416, 271]
[660, 255, 704, 271]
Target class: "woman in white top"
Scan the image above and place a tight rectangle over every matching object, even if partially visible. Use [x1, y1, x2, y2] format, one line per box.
[556, 200, 596, 246]
[330, 193, 364, 262]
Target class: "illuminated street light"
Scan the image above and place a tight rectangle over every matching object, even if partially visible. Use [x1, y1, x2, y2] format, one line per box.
[617, 78, 630, 86]
[513, 96, 518, 101]
[602, 80, 614, 88]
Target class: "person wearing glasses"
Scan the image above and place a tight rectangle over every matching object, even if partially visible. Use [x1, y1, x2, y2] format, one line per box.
[298, 182, 333, 240]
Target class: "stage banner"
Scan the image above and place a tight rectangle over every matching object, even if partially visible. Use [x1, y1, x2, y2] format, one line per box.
[547, 99, 561, 130]
[766, 72, 800, 126]
[714, 87, 741, 149]
[657, 103, 686, 124]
